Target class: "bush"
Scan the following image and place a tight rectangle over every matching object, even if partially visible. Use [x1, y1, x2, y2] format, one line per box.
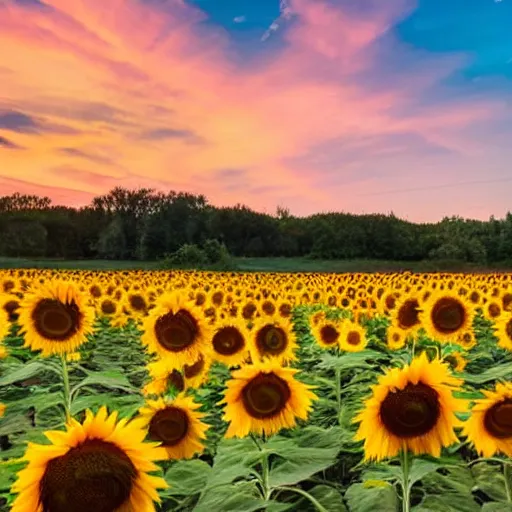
[158, 240, 238, 270]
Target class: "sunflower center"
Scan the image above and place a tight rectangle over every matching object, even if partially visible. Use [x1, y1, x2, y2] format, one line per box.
[256, 325, 288, 356]
[431, 297, 466, 334]
[242, 373, 291, 419]
[505, 319, 512, 342]
[213, 326, 245, 356]
[320, 325, 339, 345]
[347, 331, 361, 346]
[39, 439, 136, 512]
[129, 294, 147, 312]
[155, 309, 198, 352]
[184, 356, 205, 378]
[262, 301, 276, 315]
[89, 285, 102, 298]
[148, 407, 189, 446]
[5, 299, 19, 321]
[444, 355, 458, 370]
[380, 382, 440, 438]
[484, 399, 512, 439]
[32, 299, 81, 341]
[167, 370, 185, 392]
[101, 300, 116, 315]
[279, 303, 292, 317]
[397, 299, 420, 329]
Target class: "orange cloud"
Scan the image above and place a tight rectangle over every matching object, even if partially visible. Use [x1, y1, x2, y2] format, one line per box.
[0, 0, 510, 221]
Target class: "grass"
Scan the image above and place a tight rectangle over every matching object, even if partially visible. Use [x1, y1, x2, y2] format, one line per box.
[1, 256, 512, 273]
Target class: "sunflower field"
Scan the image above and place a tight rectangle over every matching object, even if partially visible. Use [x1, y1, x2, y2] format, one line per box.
[2, 269, 512, 512]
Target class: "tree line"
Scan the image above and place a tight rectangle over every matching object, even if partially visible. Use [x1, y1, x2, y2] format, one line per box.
[0, 188, 510, 264]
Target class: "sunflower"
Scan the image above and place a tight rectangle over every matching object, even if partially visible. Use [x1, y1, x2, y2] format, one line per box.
[0, 402, 5, 418]
[494, 315, 512, 350]
[339, 320, 368, 352]
[443, 350, 467, 373]
[211, 320, 250, 367]
[0, 295, 10, 341]
[353, 352, 466, 461]
[462, 382, 512, 457]
[311, 318, 341, 349]
[419, 292, 474, 343]
[457, 329, 477, 351]
[134, 395, 208, 460]
[10, 407, 167, 512]
[0, 343, 7, 359]
[391, 295, 422, 335]
[143, 359, 186, 396]
[221, 360, 317, 438]
[386, 326, 407, 350]
[141, 292, 211, 369]
[249, 315, 298, 365]
[17, 280, 95, 357]
[183, 354, 212, 389]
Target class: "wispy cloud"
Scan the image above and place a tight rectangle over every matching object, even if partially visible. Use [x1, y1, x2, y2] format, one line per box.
[0, 0, 510, 220]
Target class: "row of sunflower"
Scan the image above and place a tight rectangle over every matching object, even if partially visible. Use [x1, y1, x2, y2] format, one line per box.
[1, 270, 512, 511]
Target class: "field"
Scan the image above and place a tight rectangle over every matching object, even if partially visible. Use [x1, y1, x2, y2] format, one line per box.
[1, 268, 512, 511]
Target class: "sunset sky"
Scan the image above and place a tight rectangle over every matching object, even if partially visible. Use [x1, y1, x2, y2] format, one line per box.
[0, 0, 511, 222]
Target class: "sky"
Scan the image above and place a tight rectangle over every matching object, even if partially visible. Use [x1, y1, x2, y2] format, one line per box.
[0, 0, 511, 223]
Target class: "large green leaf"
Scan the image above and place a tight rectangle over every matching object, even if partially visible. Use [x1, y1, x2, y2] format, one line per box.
[267, 429, 341, 488]
[292, 485, 347, 512]
[0, 361, 49, 386]
[471, 462, 509, 503]
[462, 363, 512, 384]
[317, 351, 384, 372]
[345, 482, 398, 512]
[71, 370, 136, 394]
[164, 459, 212, 497]
[194, 481, 280, 512]
[414, 466, 480, 512]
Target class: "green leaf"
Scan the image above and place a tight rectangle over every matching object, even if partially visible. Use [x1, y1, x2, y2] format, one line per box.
[292, 484, 347, 512]
[71, 370, 136, 394]
[408, 459, 443, 489]
[481, 503, 512, 512]
[164, 459, 212, 497]
[0, 413, 33, 436]
[471, 462, 508, 502]
[317, 351, 384, 372]
[462, 362, 512, 384]
[415, 466, 480, 512]
[0, 361, 49, 386]
[345, 482, 398, 512]
[267, 429, 340, 488]
[194, 481, 276, 512]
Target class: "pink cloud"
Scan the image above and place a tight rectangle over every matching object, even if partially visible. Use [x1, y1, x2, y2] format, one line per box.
[0, 0, 510, 221]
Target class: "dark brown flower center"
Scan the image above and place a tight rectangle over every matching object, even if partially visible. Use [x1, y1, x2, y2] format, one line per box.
[167, 370, 185, 392]
[212, 291, 223, 306]
[32, 299, 82, 341]
[242, 373, 291, 419]
[155, 309, 198, 352]
[184, 356, 205, 379]
[129, 294, 147, 312]
[242, 303, 257, 320]
[431, 297, 466, 334]
[213, 326, 245, 356]
[89, 285, 102, 298]
[261, 301, 276, 315]
[4, 299, 19, 321]
[346, 331, 361, 346]
[503, 294, 512, 312]
[484, 399, 512, 439]
[255, 325, 288, 357]
[380, 382, 440, 438]
[487, 303, 501, 319]
[148, 407, 189, 446]
[397, 299, 420, 329]
[320, 325, 339, 345]
[40, 439, 136, 512]
[279, 303, 292, 317]
[101, 300, 116, 315]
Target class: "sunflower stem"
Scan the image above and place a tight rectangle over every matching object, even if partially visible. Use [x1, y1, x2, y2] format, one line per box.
[504, 462, 512, 502]
[400, 449, 411, 512]
[60, 355, 72, 423]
